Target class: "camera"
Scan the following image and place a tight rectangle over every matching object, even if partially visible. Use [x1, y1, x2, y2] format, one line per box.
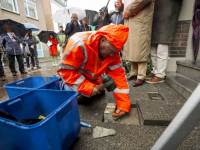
[100, 11, 104, 17]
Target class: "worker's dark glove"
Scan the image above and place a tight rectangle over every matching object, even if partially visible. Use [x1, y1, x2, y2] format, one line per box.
[112, 110, 126, 121]
[91, 85, 101, 97]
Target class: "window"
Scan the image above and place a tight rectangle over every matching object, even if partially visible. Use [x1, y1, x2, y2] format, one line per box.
[0, 0, 19, 13]
[55, 0, 67, 7]
[24, 0, 38, 19]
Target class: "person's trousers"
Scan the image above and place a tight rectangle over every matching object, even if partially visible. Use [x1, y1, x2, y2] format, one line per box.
[26, 55, 35, 68]
[151, 44, 169, 78]
[51, 55, 58, 65]
[7, 54, 25, 73]
[59, 46, 65, 57]
[33, 48, 39, 66]
[0, 54, 5, 77]
[130, 62, 147, 80]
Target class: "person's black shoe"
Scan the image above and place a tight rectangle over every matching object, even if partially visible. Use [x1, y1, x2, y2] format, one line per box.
[12, 72, 17, 76]
[15, 71, 18, 73]
[21, 71, 27, 74]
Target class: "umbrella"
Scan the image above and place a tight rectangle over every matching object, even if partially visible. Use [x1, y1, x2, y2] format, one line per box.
[0, 19, 27, 37]
[37, 30, 57, 44]
[22, 23, 39, 31]
[192, 0, 200, 60]
[51, 6, 86, 23]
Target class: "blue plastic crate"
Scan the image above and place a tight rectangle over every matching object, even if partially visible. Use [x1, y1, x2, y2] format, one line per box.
[0, 90, 80, 150]
[3, 76, 60, 98]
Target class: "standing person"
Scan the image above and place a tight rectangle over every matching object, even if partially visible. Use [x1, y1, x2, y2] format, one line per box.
[57, 26, 68, 57]
[0, 41, 6, 81]
[48, 33, 58, 67]
[110, 0, 124, 25]
[22, 33, 36, 71]
[81, 18, 91, 31]
[146, 0, 183, 83]
[28, 29, 41, 69]
[65, 13, 82, 38]
[122, 0, 155, 87]
[1, 25, 27, 76]
[92, 6, 111, 30]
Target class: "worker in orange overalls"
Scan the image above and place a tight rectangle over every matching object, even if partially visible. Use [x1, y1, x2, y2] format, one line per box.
[57, 24, 130, 120]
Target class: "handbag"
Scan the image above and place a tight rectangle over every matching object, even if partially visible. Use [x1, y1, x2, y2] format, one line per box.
[24, 43, 32, 57]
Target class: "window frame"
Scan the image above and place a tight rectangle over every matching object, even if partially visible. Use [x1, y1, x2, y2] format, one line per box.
[0, 0, 19, 14]
[24, 0, 38, 20]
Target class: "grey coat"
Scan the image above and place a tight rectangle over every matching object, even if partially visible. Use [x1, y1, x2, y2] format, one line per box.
[151, 0, 183, 44]
[1, 33, 23, 55]
[110, 12, 124, 25]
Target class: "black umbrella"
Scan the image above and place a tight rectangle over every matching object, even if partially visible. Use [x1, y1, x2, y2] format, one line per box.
[37, 30, 57, 44]
[0, 19, 28, 37]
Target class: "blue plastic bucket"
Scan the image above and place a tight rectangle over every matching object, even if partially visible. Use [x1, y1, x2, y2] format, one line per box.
[0, 89, 80, 150]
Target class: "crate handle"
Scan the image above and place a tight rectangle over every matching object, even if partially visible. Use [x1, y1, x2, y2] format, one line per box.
[16, 81, 25, 87]
[7, 98, 23, 106]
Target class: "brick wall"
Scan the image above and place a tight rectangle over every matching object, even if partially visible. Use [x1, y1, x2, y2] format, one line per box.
[169, 21, 191, 57]
[42, 0, 54, 31]
[0, 1, 50, 57]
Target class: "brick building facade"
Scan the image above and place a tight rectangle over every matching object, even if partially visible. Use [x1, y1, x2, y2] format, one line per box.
[0, 0, 49, 57]
[169, 21, 191, 58]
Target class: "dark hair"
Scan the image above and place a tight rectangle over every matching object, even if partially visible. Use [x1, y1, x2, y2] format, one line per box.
[49, 33, 54, 37]
[114, 2, 124, 13]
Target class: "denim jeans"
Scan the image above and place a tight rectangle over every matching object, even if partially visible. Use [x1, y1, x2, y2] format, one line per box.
[26, 55, 35, 68]
[0, 54, 5, 77]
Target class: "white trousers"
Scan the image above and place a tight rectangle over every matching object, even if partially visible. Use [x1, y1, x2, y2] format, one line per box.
[151, 44, 169, 78]
[59, 46, 65, 57]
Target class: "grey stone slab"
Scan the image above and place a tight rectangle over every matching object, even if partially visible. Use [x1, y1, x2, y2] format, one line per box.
[154, 83, 186, 105]
[138, 100, 182, 126]
[177, 60, 200, 71]
[166, 72, 199, 99]
[177, 62, 200, 82]
[93, 126, 116, 138]
[119, 108, 140, 125]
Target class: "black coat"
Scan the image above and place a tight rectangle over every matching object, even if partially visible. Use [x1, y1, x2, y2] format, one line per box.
[65, 21, 82, 38]
[92, 14, 110, 30]
[151, 0, 183, 44]
[81, 24, 91, 31]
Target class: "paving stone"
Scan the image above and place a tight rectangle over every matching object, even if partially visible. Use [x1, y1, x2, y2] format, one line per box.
[138, 100, 182, 126]
[119, 108, 140, 125]
[104, 103, 116, 123]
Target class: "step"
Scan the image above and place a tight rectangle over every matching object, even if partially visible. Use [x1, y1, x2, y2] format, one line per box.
[165, 72, 199, 99]
[177, 60, 200, 82]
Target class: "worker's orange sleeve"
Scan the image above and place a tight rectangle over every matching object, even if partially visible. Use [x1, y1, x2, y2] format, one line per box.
[58, 45, 95, 97]
[106, 55, 131, 113]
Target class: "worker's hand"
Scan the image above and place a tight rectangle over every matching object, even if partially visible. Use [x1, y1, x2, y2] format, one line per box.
[112, 109, 126, 121]
[123, 11, 129, 19]
[91, 85, 101, 97]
